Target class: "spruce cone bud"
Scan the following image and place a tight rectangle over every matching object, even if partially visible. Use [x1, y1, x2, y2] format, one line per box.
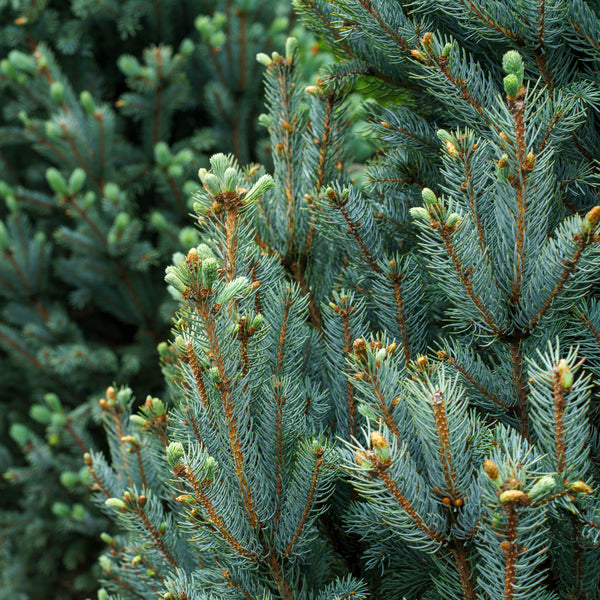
[527, 475, 556, 500]
[445, 140, 458, 155]
[446, 213, 460, 227]
[409, 206, 431, 221]
[421, 187, 437, 208]
[422, 32, 433, 50]
[355, 450, 372, 469]
[524, 152, 535, 171]
[411, 49, 426, 62]
[570, 480, 593, 494]
[503, 74, 519, 99]
[441, 43, 452, 57]
[353, 338, 368, 362]
[557, 358, 573, 389]
[105, 497, 126, 510]
[166, 442, 185, 468]
[484, 459, 499, 480]
[371, 431, 390, 462]
[583, 206, 600, 233]
[499, 489, 529, 505]
[502, 50, 524, 85]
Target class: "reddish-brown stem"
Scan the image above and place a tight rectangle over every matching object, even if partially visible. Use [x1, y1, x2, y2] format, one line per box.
[136, 506, 178, 569]
[152, 47, 163, 146]
[552, 366, 567, 476]
[438, 225, 502, 336]
[432, 390, 459, 496]
[451, 542, 477, 600]
[442, 355, 510, 410]
[135, 447, 148, 490]
[283, 451, 324, 558]
[509, 341, 529, 440]
[377, 467, 444, 543]
[390, 272, 411, 367]
[503, 508, 519, 600]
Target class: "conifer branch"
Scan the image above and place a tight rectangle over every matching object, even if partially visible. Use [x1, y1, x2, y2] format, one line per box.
[273, 379, 285, 526]
[376, 467, 444, 543]
[199, 301, 260, 529]
[175, 464, 258, 561]
[524, 234, 591, 334]
[552, 365, 567, 476]
[339, 305, 358, 439]
[282, 449, 324, 558]
[438, 352, 511, 410]
[460, 1, 521, 42]
[509, 341, 529, 439]
[503, 507, 519, 600]
[450, 543, 477, 600]
[360, 367, 401, 439]
[438, 225, 503, 336]
[431, 390, 459, 496]
[390, 271, 412, 367]
[134, 503, 178, 570]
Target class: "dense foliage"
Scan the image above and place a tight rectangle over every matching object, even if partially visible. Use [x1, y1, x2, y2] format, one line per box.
[0, 1, 325, 598]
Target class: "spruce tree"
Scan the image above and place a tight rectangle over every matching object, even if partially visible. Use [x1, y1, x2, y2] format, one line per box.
[0, 2, 320, 598]
[92, 1, 600, 599]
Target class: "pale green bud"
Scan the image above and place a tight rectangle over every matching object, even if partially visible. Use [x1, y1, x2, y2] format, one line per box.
[503, 74, 519, 99]
[46, 168, 68, 195]
[167, 164, 183, 178]
[10, 423, 30, 445]
[60, 470, 79, 487]
[251, 314, 264, 330]
[204, 456, 217, 482]
[80, 90, 96, 115]
[105, 497, 126, 510]
[243, 174, 274, 205]
[527, 475, 556, 500]
[52, 502, 71, 517]
[104, 182, 121, 202]
[166, 442, 185, 468]
[203, 173, 220, 196]
[50, 81, 64, 103]
[441, 43, 452, 57]
[421, 187, 437, 208]
[446, 213, 460, 227]
[179, 38, 195, 56]
[71, 503, 86, 520]
[68, 168, 86, 195]
[8, 50, 36, 73]
[256, 53, 272, 67]
[44, 393, 62, 412]
[200, 257, 219, 289]
[409, 207, 431, 221]
[129, 414, 147, 427]
[154, 141, 171, 167]
[30, 404, 52, 424]
[502, 50, 524, 85]
[285, 37, 298, 58]
[98, 589, 109, 600]
[215, 276, 250, 304]
[100, 532, 113, 545]
[208, 367, 221, 383]
[117, 54, 141, 77]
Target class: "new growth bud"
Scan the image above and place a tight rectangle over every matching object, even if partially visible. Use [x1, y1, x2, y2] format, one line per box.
[583, 206, 600, 234]
[166, 442, 185, 468]
[557, 359, 573, 389]
[484, 459, 499, 481]
[503, 74, 520, 99]
[421, 187, 437, 208]
[371, 431, 390, 462]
